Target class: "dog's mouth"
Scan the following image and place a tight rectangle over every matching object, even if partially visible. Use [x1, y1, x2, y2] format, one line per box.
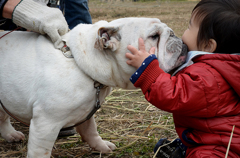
[163, 35, 188, 73]
[168, 42, 188, 74]
[177, 43, 188, 64]
[172, 41, 188, 70]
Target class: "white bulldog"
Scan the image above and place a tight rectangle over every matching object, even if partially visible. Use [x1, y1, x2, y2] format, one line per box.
[0, 18, 187, 157]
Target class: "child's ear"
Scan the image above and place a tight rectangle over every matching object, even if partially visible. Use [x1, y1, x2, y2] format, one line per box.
[202, 39, 217, 53]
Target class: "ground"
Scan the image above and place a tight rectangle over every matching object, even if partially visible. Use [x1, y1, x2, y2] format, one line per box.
[0, 1, 198, 157]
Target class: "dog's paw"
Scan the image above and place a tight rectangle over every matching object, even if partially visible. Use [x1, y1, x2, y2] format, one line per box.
[103, 140, 116, 151]
[91, 140, 116, 153]
[2, 130, 25, 142]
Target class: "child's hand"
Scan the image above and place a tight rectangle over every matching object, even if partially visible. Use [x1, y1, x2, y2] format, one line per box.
[126, 38, 155, 69]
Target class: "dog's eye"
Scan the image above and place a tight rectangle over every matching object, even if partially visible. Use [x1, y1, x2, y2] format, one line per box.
[150, 34, 159, 40]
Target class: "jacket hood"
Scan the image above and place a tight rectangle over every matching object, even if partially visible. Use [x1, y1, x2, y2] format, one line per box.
[194, 53, 240, 97]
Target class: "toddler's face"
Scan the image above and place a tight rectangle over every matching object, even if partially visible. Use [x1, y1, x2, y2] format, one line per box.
[182, 16, 199, 51]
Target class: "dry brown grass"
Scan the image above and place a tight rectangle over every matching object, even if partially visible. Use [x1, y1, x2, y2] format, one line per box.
[90, 0, 196, 36]
[0, 1, 198, 157]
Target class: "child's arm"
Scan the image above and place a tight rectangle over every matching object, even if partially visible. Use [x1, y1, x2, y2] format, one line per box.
[126, 38, 155, 69]
[125, 38, 209, 116]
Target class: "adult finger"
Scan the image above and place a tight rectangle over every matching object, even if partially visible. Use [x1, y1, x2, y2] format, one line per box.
[45, 29, 60, 43]
[58, 23, 69, 36]
[58, 26, 68, 36]
[45, 29, 64, 49]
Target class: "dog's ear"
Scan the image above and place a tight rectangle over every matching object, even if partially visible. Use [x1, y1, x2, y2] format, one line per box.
[94, 27, 121, 51]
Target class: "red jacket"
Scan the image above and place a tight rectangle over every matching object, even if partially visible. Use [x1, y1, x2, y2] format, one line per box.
[131, 53, 240, 156]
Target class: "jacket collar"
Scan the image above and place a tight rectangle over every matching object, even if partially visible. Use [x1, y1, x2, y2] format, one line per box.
[172, 51, 213, 76]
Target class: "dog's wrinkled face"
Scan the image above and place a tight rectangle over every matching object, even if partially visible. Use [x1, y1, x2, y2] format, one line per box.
[94, 18, 188, 73]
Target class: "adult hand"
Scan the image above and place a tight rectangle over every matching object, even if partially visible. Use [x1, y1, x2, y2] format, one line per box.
[11, 0, 68, 49]
[126, 38, 155, 69]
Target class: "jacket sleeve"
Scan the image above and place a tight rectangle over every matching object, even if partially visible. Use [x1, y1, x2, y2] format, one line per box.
[130, 55, 218, 117]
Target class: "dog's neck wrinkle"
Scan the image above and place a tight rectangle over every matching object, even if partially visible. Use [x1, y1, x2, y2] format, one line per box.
[64, 25, 129, 88]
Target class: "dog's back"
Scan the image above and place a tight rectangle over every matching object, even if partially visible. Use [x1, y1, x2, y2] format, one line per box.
[0, 31, 93, 121]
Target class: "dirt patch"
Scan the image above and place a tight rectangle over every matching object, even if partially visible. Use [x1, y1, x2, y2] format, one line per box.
[0, 1, 198, 157]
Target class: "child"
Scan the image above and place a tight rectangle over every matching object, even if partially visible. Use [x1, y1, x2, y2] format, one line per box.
[125, 0, 240, 157]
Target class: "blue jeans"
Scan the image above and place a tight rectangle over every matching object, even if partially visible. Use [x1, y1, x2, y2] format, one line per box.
[60, 0, 92, 29]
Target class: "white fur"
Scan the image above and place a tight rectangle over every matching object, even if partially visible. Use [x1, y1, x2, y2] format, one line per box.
[0, 18, 184, 157]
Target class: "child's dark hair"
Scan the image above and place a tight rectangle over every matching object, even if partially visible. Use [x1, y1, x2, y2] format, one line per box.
[193, 0, 240, 53]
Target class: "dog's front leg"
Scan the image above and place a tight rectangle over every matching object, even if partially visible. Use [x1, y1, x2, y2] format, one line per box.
[76, 116, 116, 153]
[27, 116, 61, 158]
